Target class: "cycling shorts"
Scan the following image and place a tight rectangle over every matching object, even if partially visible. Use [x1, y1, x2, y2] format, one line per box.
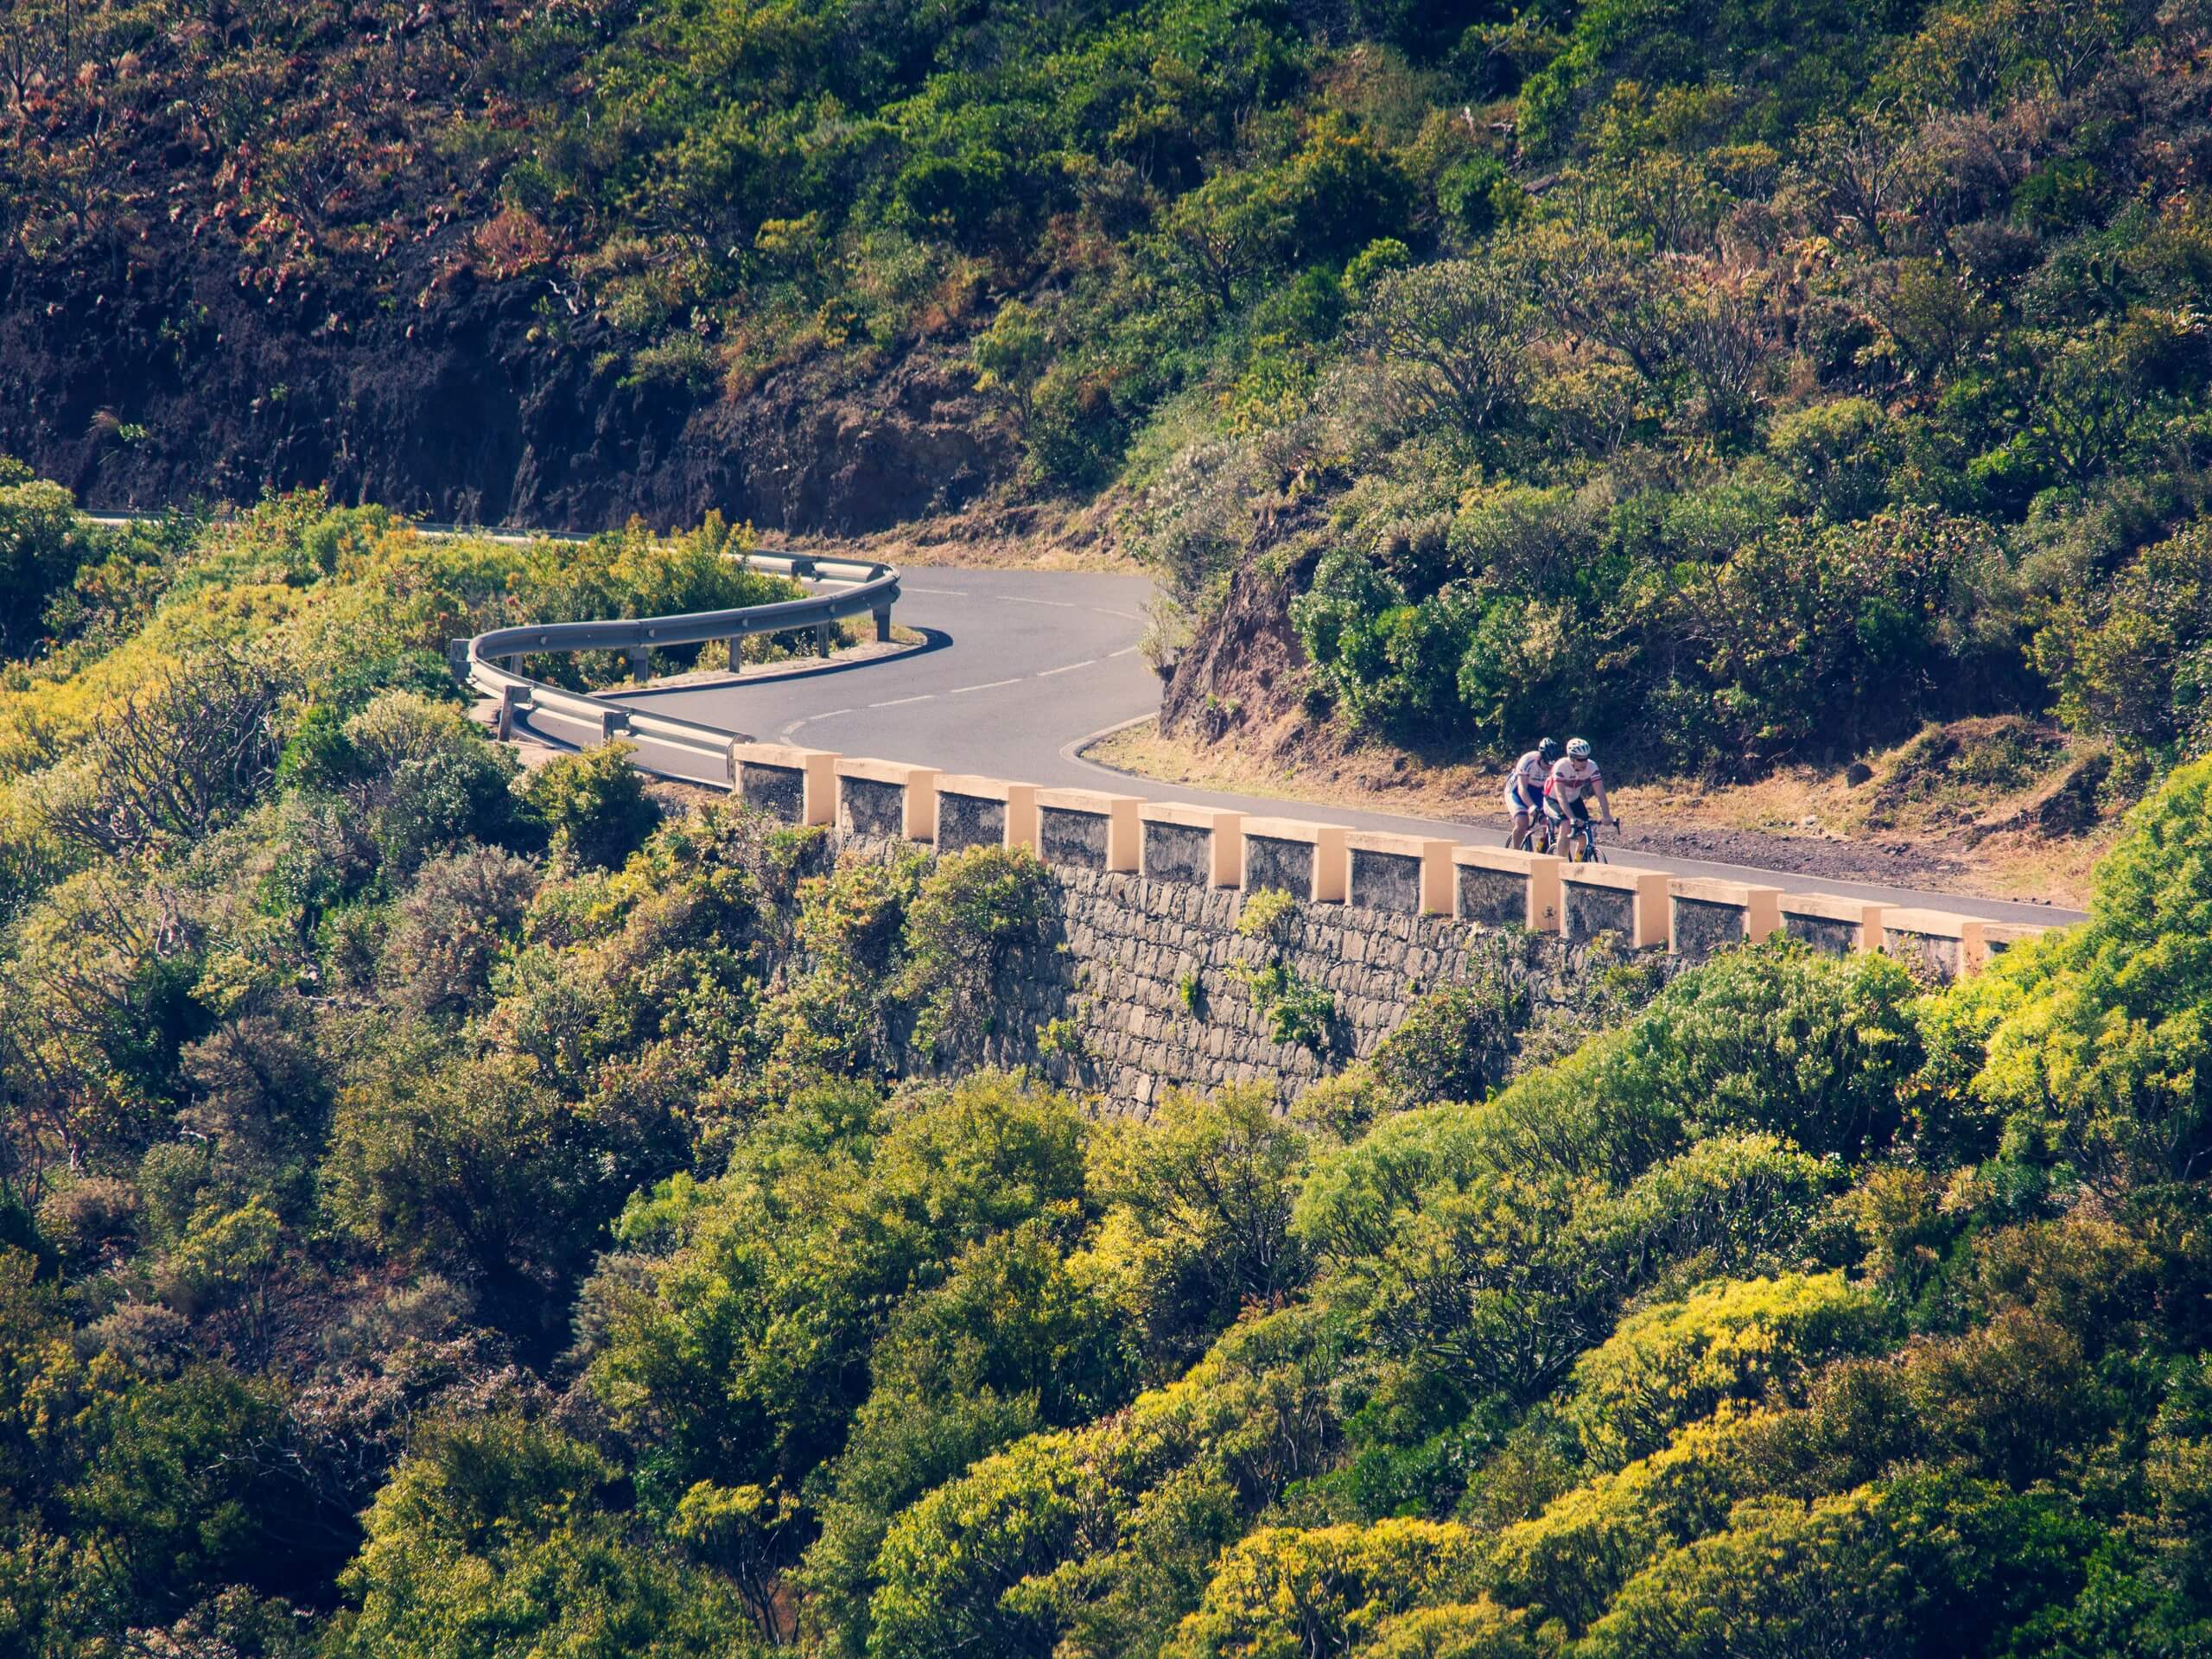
[1544, 793, 1592, 824]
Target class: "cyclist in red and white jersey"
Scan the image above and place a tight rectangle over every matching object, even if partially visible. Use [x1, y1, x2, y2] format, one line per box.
[1543, 738, 1616, 838]
[1503, 737, 1558, 850]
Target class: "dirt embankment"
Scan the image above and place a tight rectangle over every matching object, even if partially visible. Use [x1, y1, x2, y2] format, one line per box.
[1142, 550, 2116, 907]
[1159, 556, 1312, 742]
[0, 242, 1016, 536]
[1094, 714, 2109, 907]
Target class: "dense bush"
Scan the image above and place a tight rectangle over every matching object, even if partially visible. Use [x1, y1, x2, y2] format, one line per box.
[521, 741, 664, 869]
[11, 0, 2209, 779]
[6, 2, 2212, 1620]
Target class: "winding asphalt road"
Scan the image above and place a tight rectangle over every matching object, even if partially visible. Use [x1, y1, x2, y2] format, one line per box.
[524, 566, 2078, 925]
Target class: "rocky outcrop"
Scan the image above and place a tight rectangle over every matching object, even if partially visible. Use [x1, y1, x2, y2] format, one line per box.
[0, 245, 1014, 534]
[1159, 557, 1308, 743]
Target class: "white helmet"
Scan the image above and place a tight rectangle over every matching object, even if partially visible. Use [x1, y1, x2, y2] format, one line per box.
[1566, 737, 1592, 759]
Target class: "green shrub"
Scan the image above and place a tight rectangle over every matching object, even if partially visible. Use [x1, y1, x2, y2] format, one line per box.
[619, 333, 716, 394]
[1563, 1272, 1893, 1468]
[519, 742, 661, 869]
[1236, 886, 1299, 944]
[1435, 155, 1516, 240]
[2036, 515, 2212, 751]
[1953, 753, 2212, 1194]
[1166, 1520, 1491, 1659]
[896, 847, 1057, 1055]
[1765, 398, 1904, 522]
[0, 466, 92, 658]
[1343, 237, 1414, 300]
[1371, 977, 1535, 1108]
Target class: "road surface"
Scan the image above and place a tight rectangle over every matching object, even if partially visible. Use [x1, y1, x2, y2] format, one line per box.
[521, 566, 2080, 925]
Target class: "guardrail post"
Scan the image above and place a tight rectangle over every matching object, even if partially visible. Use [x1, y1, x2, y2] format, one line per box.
[598, 708, 630, 746]
[497, 683, 524, 740]
[626, 645, 650, 683]
[873, 606, 893, 644]
[813, 622, 834, 658]
[447, 639, 470, 685]
[724, 639, 741, 677]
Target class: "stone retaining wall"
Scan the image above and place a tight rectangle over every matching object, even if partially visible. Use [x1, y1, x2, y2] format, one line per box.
[839, 775, 907, 839]
[737, 759, 807, 823]
[834, 828, 1660, 1115]
[1039, 804, 1113, 869]
[1001, 864, 1643, 1112]
[938, 792, 1007, 853]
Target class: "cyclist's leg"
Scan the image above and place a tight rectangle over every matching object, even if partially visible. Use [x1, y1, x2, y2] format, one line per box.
[1541, 796, 1567, 853]
[1563, 797, 1592, 859]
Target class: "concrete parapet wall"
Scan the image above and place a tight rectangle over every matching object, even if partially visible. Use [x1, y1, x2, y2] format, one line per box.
[1242, 817, 1349, 904]
[1141, 804, 1243, 887]
[1560, 864, 1669, 947]
[685, 751, 2055, 987]
[1982, 919, 2052, 960]
[1035, 787, 1142, 873]
[935, 774, 1038, 855]
[1345, 831, 1452, 915]
[836, 758, 938, 842]
[1777, 892, 1886, 956]
[731, 742, 836, 826]
[1452, 845, 1563, 932]
[1668, 878, 1783, 960]
[1882, 907, 1986, 982]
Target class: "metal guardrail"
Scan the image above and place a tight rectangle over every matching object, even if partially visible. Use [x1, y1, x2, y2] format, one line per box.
[82, 508, 887, 782]
[451, 551, 900, 783]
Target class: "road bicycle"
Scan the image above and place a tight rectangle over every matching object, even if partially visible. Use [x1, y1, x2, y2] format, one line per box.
[1553, 810, 1611, 865]
[1504, 806, 1554, 855]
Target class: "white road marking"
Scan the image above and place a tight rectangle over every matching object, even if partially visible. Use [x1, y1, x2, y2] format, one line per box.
[1109, 645, 1141, 658]
[870, 695, 934, 707]
[950, 678, 1020, 694]
[781, 709, 853, 734]
[903, 585, 970, 595]
[1038, 659, 1096, 676]
[1005, 596, 1077, 608]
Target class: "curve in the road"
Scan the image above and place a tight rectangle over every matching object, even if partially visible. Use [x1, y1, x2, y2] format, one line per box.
[78, 507, 2082, 924]
[584, 567, 2079, 926]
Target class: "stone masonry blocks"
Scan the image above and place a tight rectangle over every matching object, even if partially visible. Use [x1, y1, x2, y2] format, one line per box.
[1344, 832, 1452, 916]
[731, 742, 836, 826]
[1140, 804, 1243, 887]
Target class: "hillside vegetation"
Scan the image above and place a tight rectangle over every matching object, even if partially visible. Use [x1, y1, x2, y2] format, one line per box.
[4, 0, 2210, 785]
[0, 494, 2209, 1656]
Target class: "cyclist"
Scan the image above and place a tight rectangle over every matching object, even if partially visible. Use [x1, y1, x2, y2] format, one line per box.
[1503, 738, 1558, 850]
[1543, 737, 1616, 850]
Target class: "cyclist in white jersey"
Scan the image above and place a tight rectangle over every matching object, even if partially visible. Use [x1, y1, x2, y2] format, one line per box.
[1503, 738, 1558, 850]
[1544, 738, 1616, 839]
